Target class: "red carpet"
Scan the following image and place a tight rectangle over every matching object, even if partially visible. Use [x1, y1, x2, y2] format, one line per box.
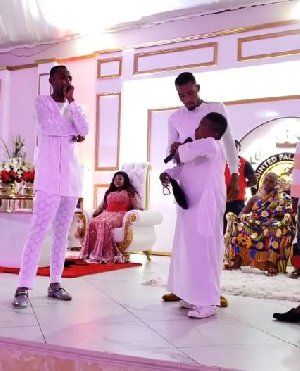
[0, 259, 142, 278]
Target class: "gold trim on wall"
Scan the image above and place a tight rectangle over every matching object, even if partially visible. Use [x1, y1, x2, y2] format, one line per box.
[134, 42, 218, 75]
[238, 28, 300, 61]
[97, 57, 123, 79]
[147, 95, 300, 160]
[93, 183, 110, 209]
[95, 92, 121, 171]
[147, 107, 180, 162]
[7, 64, 37, 71]
[224, 95, 300, 106]
[59, 54, 95, 63]
[35, 58, 57, 64]
[94, 19, 300, 54]
[35, 55, 95, 65]
[0, 20, 299, 71]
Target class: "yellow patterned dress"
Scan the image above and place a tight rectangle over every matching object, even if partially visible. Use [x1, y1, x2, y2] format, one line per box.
[229, 189, 295, 272]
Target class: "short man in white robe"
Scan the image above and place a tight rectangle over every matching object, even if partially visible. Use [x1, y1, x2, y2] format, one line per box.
[162, 72, 239, 307]
[160, 112, 227, 319]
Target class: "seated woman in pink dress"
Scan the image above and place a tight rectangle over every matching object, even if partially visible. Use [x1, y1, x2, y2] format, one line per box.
[80, 171, 141, 263]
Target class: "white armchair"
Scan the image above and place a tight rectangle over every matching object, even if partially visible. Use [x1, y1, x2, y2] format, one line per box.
[81, 163, 163, 261]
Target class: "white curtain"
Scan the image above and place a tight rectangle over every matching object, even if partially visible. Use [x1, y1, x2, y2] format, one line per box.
[0, 0, 281, 51]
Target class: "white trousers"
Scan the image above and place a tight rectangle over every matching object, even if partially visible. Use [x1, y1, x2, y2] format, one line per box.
[18, 190, 78, 289]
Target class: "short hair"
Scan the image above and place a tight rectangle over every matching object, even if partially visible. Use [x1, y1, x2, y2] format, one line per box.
[50, 65, 67, 77]
[205, 112, 228, 140]
[175, 72, 196, 86]
[265, 172, 278, 182]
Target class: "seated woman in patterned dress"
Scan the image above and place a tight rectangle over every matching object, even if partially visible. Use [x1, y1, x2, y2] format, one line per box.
[80, 171, 141, 263]
[224, 172, 295, 275]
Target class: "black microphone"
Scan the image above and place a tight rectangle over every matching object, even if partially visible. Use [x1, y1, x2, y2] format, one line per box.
[164, 137, 193, 164]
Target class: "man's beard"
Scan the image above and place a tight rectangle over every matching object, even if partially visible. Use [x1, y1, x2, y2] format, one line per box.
[186, 98, 202, 111]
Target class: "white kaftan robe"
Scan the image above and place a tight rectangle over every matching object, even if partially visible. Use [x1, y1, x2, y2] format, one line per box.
[167, 101, 238, 174]
[166, 138, 226, 306]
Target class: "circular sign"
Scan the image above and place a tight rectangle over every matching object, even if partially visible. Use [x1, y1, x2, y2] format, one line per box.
[255, 152, 294, 189]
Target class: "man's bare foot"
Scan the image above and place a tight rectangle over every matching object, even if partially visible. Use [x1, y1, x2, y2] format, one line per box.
[265, 261, 278, 276]
[224, 255, 242, 270]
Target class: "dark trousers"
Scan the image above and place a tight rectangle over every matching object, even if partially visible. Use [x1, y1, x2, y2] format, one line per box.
[223, 200, 245, 235]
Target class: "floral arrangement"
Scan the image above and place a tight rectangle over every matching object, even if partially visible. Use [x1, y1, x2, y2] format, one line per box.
[0, 158, 34, 184]
[0, 169, 21, 184]
[22, 169, 35, 183]
[0, 135, 26, 160]
[0, 136, 34, 185]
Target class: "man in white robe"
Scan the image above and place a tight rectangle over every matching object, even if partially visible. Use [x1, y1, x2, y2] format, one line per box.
[160, 112, 227, 318]
[163, 72, 239, 307]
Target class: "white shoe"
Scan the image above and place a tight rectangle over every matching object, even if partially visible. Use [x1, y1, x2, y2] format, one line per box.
[179, 300, 195, 310]
[188, 305, 216, 319]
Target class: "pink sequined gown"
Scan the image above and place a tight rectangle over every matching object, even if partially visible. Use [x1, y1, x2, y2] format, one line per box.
[80, 190, 141, 263]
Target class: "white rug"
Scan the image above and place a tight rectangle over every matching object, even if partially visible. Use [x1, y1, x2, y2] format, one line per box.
[142, 268, 300, 302]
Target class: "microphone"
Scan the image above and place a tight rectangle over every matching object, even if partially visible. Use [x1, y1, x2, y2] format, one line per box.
[164, 137, 193, 164]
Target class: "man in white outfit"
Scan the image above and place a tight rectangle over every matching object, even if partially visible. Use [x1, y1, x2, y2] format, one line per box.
[13, 65, 89, 308]
[162, 72, 239, 307]
[161, 112, 228, 318]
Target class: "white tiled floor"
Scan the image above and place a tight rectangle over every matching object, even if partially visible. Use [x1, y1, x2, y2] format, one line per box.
[0, 255, 299, 371]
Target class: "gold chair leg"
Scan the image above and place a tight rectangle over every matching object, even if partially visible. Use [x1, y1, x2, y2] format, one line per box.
[143, 250, 151, 261]
[123, 252, 131, 260]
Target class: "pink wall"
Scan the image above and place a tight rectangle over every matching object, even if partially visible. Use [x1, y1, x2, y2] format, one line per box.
[63, 58, 96, 168]
[1, 59, 96, 168]
[8, 67, 38, 163]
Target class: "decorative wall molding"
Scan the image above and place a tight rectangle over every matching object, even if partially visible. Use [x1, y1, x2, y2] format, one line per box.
[35, 58, 57, 64]
[0, 64, 37, 71]
[35, 54, 95, 65]
[225, 95, 300, 142]
[0, 20, 299, 72]
[95, 92, 121, 171]
[238, 28, 300, 61]
[7, 64, 37, 71]
[224, 95, 300, 106]
[38, 73, 50, 95]
[93, 183, 110, 209]
[96, 19, 300, 54]
[97, 57, 122, 79]
[134, 42, 217, 75]
[147, 95, 300, 160]
[147, 107, 180, 161]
